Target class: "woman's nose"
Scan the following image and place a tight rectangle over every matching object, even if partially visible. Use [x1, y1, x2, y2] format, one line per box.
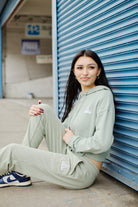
[83, 68, 88, 75]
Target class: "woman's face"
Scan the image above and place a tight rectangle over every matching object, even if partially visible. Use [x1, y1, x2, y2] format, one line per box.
[73, 56, 101, 92]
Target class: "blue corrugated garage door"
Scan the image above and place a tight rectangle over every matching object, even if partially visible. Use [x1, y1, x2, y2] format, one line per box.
[52, 0, 138, 190]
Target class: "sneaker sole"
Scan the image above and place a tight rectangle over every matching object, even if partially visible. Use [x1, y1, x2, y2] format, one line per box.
[0, 180, 32, 188]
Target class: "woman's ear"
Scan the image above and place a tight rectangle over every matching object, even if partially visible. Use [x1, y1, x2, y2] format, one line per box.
[97, 68, 101, 76]
[73, 68, 76, 76]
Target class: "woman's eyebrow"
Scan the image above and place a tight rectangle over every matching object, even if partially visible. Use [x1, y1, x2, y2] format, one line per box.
[87, 63, 96, 66]
[76, 63, 96, 66]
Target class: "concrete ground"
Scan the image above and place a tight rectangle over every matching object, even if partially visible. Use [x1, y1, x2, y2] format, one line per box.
[0, 98, 137, 207]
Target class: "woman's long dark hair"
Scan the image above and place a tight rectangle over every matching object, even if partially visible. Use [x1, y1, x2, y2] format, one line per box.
[61, 50, 111, 122]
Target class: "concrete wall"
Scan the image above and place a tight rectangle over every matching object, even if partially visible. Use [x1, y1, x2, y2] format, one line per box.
[4, 24, 53, 98]
[6, 76, 53, 98]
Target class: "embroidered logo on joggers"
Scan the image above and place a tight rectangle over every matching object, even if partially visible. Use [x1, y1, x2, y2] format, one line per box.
[61, 160, 69, 171]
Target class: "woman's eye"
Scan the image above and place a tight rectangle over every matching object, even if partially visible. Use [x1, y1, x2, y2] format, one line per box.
[89, 66, 95, 69]
[77, 67, 83, 69]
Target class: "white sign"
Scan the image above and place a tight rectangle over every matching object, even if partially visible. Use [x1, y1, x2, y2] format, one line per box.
[36, 55, 52, 64]
[25, 23, 52, 39]
[21, 40, 40, 55]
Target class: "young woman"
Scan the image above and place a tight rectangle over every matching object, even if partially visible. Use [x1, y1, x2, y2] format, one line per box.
[0, 50, 115, 189]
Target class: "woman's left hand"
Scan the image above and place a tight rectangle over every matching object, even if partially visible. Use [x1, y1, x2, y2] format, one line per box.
[63, 128, 74, 144]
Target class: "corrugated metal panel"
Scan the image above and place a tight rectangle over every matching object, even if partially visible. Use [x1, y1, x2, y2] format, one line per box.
[0, 0, 21, 26]
[54, 0, 138, 190]
[0, 0, 9, 98]
[0, 0, 8, 15]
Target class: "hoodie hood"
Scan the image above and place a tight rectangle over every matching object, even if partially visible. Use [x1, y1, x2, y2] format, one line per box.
[79, 85, 110, 98]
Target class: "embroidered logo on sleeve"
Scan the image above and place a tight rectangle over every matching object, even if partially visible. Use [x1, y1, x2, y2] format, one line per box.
[84, 105, 91, 114]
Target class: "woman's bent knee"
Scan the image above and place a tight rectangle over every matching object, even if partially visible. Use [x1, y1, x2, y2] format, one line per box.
[39, 103, 55, 117]
[39, 103, 52, 111]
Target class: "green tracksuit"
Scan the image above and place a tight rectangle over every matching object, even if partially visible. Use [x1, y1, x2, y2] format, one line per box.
[0, 86, 115, 189]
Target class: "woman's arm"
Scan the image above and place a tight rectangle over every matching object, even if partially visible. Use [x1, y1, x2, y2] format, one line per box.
[68, 108, 115, 154]
[65, 92, 115, 154]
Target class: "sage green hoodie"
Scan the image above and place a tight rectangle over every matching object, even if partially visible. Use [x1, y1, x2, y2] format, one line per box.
[63, 85, 115, 161]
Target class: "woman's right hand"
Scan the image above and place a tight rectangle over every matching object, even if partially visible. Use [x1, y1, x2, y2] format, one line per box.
[29, 100, 44, 116]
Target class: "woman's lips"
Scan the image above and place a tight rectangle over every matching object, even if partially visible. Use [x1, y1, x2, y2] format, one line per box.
[81, 77, 90, 81]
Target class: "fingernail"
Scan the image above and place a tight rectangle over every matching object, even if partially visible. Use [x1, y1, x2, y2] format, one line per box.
[37, 113, 41, 115]
[40, 108, 44, 111]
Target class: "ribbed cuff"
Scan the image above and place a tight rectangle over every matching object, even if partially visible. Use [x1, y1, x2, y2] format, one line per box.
[68, 135, 79, 151]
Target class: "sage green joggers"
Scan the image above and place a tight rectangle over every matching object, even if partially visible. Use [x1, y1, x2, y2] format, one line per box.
[0, 104, 99, 189]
